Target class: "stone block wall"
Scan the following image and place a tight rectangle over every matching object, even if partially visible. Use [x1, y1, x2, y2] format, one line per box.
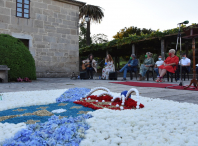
[0, 0, 80, 77]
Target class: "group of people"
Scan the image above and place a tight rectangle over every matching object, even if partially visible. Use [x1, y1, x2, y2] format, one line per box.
[82, 54, 114, 79]
[82, 49, 198, 82]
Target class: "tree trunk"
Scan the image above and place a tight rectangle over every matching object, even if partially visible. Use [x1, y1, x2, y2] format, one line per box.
[86, 21, 91, 46]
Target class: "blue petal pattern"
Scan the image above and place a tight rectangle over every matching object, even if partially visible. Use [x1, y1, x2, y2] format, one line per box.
[1, 102, 94, 124]
[1, 88, 94, 146]
[56, 88, 91, 103]
[3, 114, 92, 146]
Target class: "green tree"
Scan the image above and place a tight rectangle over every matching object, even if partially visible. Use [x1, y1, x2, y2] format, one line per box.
[79, 22, 88, 48]
[79, 4, 104, 46]
[113, 26, 154, 39]
[79, 22, 94, 48]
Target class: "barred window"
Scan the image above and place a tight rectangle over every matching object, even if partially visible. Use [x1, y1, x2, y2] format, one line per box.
[16, 0, 30, 18]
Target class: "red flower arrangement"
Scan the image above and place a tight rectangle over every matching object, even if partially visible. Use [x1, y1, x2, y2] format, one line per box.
[17, 77, 23, 82]
[17, 77, 32, 82]
[74, 95, 144, 110]
[23, 77, 32, 82]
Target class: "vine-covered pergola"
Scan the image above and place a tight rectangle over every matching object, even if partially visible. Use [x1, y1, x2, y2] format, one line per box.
[80, 24, 198, 70]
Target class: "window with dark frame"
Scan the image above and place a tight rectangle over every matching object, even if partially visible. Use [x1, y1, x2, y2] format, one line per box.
[16, 0, 30, 19]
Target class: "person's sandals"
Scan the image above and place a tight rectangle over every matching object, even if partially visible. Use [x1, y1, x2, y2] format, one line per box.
[155, 77, 163, 82]
[138, 77, 142, 81]
[138, 74, 143, 81]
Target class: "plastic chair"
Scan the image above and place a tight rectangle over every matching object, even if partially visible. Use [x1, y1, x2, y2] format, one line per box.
[129, 69, 138, 80]
[146, 66, 155, 81]
[92, 61, 98, 79]
[167, 65, 178, 82]
[167, 72, 177, 82]
[129, 59, 139, 80]
[183, 67, 190, 81]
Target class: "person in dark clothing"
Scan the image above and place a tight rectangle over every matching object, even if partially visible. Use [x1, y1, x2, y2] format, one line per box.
[176, 53, 191, 80]
[118, 54, 138, 81]
[82, 54, 97, 79]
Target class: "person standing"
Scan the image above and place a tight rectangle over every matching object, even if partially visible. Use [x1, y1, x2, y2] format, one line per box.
[82, 54, 97, 79]
[154, 55, 164, 78]
[176, 53, 191, 80]
[102, 54, 114, 79]
[118, 54, 138, 81]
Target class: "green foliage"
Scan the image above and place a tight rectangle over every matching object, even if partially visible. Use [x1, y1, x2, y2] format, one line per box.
[0, 34, 36, 81]
[79, 23, 108, 48]
[80, 24, 195, 55]
[79, 22, 92, 48]
[152, 54, 158, 62]
[79, 4, 104, 23]
[113, 26, 154, 39]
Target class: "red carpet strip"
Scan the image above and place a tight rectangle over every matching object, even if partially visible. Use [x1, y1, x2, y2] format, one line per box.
[109, 82, 198, 91]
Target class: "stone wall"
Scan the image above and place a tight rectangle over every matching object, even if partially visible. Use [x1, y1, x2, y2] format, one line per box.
[0, 0, 80, 77]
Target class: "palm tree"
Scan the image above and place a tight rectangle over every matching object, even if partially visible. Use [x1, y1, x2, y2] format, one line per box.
[79, 4, 104, 46]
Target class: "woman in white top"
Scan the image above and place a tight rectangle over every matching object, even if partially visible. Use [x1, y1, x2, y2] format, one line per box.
[102, 54, 114, 79]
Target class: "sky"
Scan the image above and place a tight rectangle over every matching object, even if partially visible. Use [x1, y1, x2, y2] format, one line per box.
[80, 0, 198, 41]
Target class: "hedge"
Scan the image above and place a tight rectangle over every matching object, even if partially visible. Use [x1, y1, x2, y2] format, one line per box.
[0, 34, 36, 81]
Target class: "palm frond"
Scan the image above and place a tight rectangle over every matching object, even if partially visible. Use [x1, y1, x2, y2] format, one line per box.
[79, 4, 104, 23]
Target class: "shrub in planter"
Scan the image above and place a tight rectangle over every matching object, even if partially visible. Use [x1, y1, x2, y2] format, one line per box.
[0, 34, 36, 81]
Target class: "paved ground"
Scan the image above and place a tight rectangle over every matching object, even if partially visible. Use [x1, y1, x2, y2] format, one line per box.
[0, 77, 197, 104]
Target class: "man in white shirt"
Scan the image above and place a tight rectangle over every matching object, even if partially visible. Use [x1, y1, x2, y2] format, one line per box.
[176, 53, 191, 80]
[154, 55, 164, 77]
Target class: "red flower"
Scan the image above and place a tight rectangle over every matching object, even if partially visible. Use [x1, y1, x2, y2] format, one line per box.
[73, 95, 144, 110]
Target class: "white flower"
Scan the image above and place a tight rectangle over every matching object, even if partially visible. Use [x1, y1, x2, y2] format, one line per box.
[81, 93, 198, 146]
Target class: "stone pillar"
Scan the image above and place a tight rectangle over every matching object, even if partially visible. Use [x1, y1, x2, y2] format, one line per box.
[132, 44, 135, 54]
[161, 39, 165, 60]
[165, 40, 170, 55]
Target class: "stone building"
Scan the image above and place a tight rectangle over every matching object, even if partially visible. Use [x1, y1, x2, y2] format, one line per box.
[0, 0, 85, 77]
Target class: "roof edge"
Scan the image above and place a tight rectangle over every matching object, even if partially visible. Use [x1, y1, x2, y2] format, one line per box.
[54, 0, 86, 7]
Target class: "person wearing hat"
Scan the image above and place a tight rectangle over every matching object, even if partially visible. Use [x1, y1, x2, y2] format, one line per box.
[138, 52, 154, 81]
[118, 54, 138, 81]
